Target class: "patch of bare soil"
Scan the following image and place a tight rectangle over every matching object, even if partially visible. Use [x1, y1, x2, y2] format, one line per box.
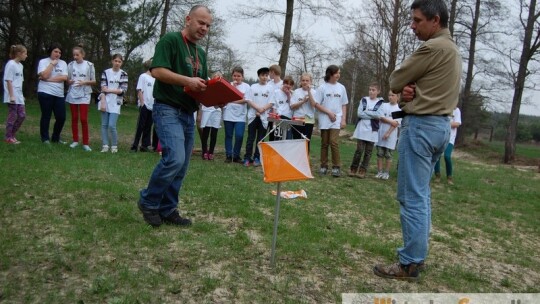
[453, 149, 539, 174]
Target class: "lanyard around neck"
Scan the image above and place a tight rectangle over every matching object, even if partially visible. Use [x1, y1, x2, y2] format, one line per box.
[182, 33, 199, 77]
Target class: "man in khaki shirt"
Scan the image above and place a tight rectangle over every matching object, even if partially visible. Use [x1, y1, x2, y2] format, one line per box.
[373, 0, 462, 281]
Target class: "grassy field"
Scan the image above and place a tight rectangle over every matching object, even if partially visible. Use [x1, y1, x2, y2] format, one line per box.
[1, 102, 539, 303]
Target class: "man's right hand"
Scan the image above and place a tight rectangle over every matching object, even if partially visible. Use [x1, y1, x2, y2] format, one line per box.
[187, 77, 207, 92]
[401, 84, 416, 102]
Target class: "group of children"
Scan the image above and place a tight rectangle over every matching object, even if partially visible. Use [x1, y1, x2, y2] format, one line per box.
[5, 45, 458, 181]
[3, 43, 133, 153]
[196, 64, 403, 181]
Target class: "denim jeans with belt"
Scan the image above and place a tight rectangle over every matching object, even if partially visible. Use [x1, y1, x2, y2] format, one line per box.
[396, 115, 450, 265]
[139, 103, 195, 218]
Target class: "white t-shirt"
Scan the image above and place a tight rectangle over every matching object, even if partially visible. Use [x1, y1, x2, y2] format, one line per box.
[314, 82, 349, 130]
[449, 107, 462, 145]
[200, 105, 222, 128]
[136, 72, 155, 110]
[270, 89, 292, 118]
[291, 87, 316, 123]
[352, 97, 384, 142]
[376, 102, 401, 149]
[269, 79, 283, 91]
[246, 82, 273, 128]
[222, 82, 250, 122]
[98, 68, 128, 114]
[37, 58, 68, 97]
[66, 60, 95, 104]
[3, 60, 25, 104]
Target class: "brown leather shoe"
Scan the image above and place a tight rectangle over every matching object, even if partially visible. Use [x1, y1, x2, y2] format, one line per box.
[357, 168, 366, 179]
[373, 262, 420, 281]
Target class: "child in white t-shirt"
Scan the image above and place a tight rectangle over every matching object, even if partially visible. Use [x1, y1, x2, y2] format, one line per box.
[199, 71, 223, 160]
[223, 66, 250, 163]
[243, 67, 273, 167]
[98, 54, 128, 153]
[375, 91, 401, 180]
[130, 59, 155, 152]
[268, 64, 283, 91]
[3, 45, 27, 144]
[349, 83, 384, 178]
[268, 75, 294, 141]
[290, 73, 317, 151]
[66, 45, 96, 151]
[313, 65, 348, 177]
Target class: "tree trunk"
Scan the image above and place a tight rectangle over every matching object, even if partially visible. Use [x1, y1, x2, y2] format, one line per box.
[160, 0, 170, 38]
[385, 0, 401, 93]
[5, 0, 22, 58]
[504, 0, 536, 163]
[278, 0, 294, 76]
[448, 0, 458, 37]
[455, 0, 480, 146]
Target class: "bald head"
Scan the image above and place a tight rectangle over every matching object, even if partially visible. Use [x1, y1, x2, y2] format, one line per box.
[184, 5, 212, 43]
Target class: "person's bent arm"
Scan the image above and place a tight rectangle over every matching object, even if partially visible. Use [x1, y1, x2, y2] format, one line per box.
[151, 67, 207, 92]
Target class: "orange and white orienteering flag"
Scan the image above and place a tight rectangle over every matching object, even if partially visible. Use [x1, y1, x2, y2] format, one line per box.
[258, 139, 313, 183]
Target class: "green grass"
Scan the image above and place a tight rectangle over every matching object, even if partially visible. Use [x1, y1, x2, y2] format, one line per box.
[1, 101, 539, 303]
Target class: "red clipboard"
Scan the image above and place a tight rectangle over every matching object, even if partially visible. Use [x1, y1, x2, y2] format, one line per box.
[184, 77, 244, 107]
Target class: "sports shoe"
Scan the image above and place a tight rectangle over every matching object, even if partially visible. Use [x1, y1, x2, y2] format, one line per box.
[348, 168, 358, 177]
[233, 157, 243, 164]
[70, 142, 79, 148]
[225, 156, 232, 163]
[83, 145, 92, 152]
[161, 210, 192, 227]
[139, 146, 152, 152]
[381, 172, 390, 180]
[373, 262, 420, 282]
[53, 140, 67, 144]
[331, 166, 341, 177]
[203, 152, 209, 160]
[5, 138, 21, 144]
[101, 145, 109, 153]
[375, 171, 383, 179]
[110, 146, 118, 153]
[207, 153, 214, 160]
[253, 158, 261, 167]
[319, 167, 328, 175]
[434, 173, 441, 183]
[138, 200, 161, 227]
[43, 140, 51, 144]
[243, 159, 251, 167]
[447, 176, 454, 185]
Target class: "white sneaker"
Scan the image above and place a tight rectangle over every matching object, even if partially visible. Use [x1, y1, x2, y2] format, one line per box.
[101, 145, 109, 153]
[375, 171, 383, 179]
[70, 142, 79, 148]
[381, 172, 390, 180]
[83, 145, 92, 152]
[110, 146, 118, 153]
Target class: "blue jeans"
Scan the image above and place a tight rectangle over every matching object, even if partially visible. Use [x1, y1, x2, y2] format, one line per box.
[101, 112, 119, 146]
[38, 92, 66, 142]
[396, 115, 450, 265]
[139, 103, 195, 217]
[434, 143, 454, 177]
[224, 120, 245, 158]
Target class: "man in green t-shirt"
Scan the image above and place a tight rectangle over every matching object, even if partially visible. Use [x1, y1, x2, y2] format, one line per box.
[138, 5, 212, 227]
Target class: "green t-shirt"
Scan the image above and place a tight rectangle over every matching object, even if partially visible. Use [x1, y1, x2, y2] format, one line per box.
[151, 31, 208, 113]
